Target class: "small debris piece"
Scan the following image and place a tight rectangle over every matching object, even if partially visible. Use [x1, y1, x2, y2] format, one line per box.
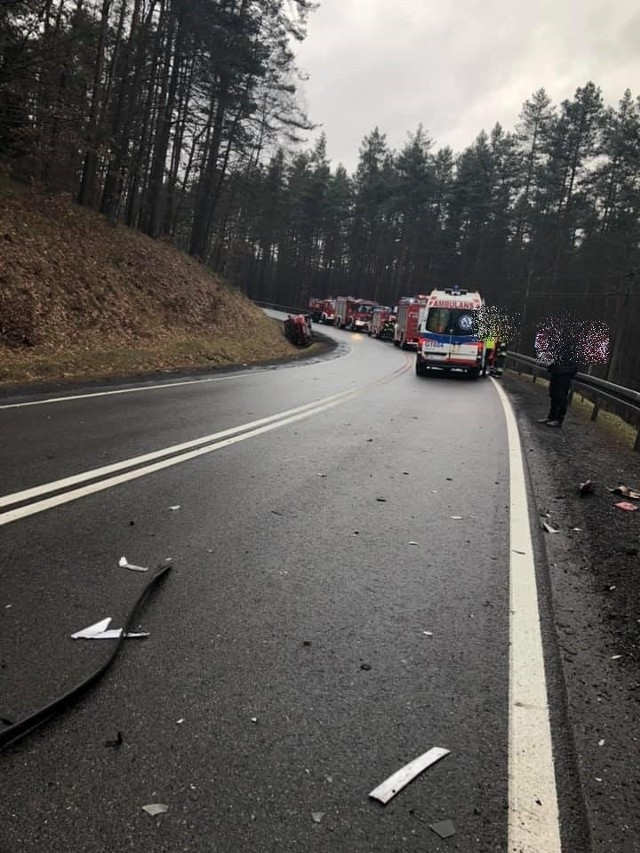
[611, 655, 622, 660]
[366, 438, 373, 442]
[302, 640, 312, 646]
[446, 477, 452, 481]
[609, 484, 640, 500]
[606, 585, 616, 591]
[169, 505, 181, 511]
[598, 739, 605, 746]
[271, 510, 282, 516]
[360, 663, 372, 671]
[614, 501, 638, 512]
[430, 819, 456, 839]
[572, 527, 582, 532]
[311, 812, 325, 823]
[512, 550, 526, 555]
[578, 480, 595, 496]
[119, 556, 149, 572]
[71, 618, 111, 638]
[376, 497, 387, 502]
[142, 804, 168, 816]
[422, 631, 433, 636]
[250, 717, 258, 724]
[450, 516, 463, 520]
[71, 618, 149, 640]
[105, 731, 123, 748]
[316, 473, 326, 478]
[409, 541, 420, 546]
[369, 747, 450, 804]
[176, 719, 184, 724]
[541, 521, 559, 533]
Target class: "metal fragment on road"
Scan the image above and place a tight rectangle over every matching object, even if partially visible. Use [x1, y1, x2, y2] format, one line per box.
[368, 746, 450, 804]
[142, 804, 168, 816]
[609, 484, 640, 500]
[430, 819, 456, 839]
[541, 521, 559, 533]
[119, 556, 149, 572]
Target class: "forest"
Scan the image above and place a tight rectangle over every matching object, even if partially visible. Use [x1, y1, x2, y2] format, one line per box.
[1, 0, 639, 386]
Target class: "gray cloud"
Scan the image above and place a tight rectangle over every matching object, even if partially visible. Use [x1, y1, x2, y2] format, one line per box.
[294, 0, 640, 170]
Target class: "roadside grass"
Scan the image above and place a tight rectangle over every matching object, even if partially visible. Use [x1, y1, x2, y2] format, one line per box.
[507, 369, 638, 451]
[0, 333, 322, 387]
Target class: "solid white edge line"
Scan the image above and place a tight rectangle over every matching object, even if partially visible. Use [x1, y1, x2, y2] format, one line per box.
[491, 378, 562, 852]
[0, 389, 363, 526]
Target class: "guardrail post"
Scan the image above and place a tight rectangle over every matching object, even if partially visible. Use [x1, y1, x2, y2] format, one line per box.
[634, 428, 640, 453]
[591, 401, 600, 421]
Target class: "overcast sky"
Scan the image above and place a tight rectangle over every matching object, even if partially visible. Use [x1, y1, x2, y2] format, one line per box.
[293, 0, 640, 172]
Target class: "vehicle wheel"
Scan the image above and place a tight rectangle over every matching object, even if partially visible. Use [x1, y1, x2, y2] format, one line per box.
[416, 361, 426, 376]
[393, 339, 400, 347]
[401, 338, 409, 350]
[468, 368, 480, 380]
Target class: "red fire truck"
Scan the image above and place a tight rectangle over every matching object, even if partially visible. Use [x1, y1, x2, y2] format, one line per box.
[369, 306, 396, 339]
[334, 296, 378, 332]
[394, 295, 430, 349]
[308, 297, 336, 325]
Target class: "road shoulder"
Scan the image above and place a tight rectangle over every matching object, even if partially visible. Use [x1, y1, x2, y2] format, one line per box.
[502, 372, 640, 851]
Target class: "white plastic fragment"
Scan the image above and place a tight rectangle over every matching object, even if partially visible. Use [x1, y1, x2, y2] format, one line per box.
[71, 618, 112, 639]
[541, 521, 559, 533]
[409, 541, 420, 546]
[369, 746, 450, 804]
[71, 618, 148, 639]
[422, 631, 433, 636]
[250, 717, 258, 724]
[142, 804, 168, 816]
[598, 739, 605, 746]
[611, 654, 622, 660]
[311, 812, 325, 823]
[119, 556, 149, 572]
[176, 719, 185, 724]
[450, 516, 463, 520]
[169, 505, 181, 511]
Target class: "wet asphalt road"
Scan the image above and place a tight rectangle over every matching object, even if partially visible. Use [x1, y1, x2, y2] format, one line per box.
[0, 319, 584, 852]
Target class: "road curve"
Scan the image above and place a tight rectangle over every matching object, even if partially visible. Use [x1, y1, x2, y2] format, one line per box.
[0, 317, 588, 852]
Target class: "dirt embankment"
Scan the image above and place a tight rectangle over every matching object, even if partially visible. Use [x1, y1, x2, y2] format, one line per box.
[0, 181, 299, 386]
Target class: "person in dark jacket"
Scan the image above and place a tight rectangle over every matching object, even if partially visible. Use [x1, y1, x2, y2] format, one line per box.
[538, 344, 579, 427]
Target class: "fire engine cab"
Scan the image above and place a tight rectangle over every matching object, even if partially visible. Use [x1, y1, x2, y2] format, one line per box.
[394, 295, 430, 349]
[335, 296, 377, 332]
[415, 288, 485, 378]
[369, 306, 396, 339]
[308, 297, 336, 325]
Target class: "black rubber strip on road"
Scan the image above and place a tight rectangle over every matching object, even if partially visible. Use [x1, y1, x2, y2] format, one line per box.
[0, 564, 172, 753]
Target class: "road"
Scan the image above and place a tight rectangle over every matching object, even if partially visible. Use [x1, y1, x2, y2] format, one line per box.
[0, 317, 590, 852]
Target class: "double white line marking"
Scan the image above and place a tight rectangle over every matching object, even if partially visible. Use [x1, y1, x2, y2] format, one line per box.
[1, 366, 408, 527]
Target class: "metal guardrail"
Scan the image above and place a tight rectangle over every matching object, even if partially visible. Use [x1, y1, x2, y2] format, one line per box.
[506, 351, 640, 452]
[254, 303, 640, 452]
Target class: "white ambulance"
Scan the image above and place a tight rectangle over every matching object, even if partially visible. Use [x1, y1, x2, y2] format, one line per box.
[415, 288, 485, 378]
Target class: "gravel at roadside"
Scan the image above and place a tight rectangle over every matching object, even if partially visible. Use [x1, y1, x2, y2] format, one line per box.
[502, 372, 640, 851]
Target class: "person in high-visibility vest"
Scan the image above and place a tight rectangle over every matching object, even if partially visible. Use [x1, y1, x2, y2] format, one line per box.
[483, 337, 496, 375]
